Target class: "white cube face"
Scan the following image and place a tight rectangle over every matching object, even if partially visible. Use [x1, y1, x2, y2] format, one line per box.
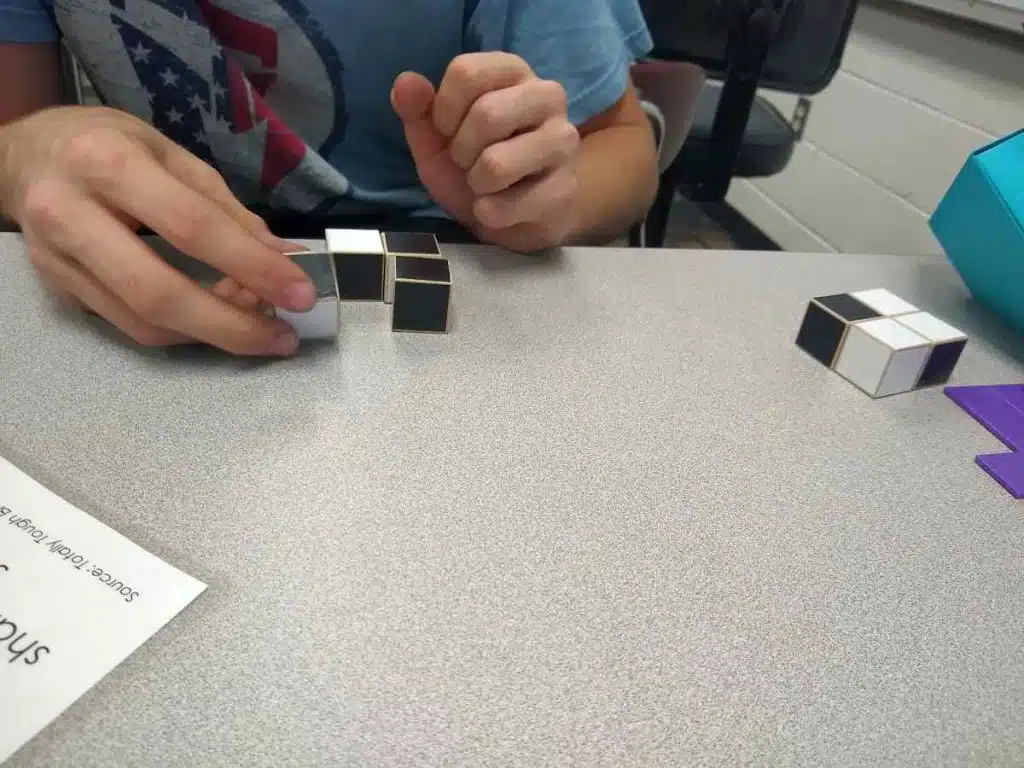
[835, 319, 931, 397]
[858, 317, 930, 350]
[877, 346, 932, 397]
[326, 228, 384, 255]
[275, 298, 339, 340]
[894, 311, 966, 343]
[849, 288, 918, 317]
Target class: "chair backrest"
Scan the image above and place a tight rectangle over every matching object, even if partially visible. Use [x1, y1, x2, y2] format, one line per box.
[637, 0, 859, 95]
[635, 0, 861, 203]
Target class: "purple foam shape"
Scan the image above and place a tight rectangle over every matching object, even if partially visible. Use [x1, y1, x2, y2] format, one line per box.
[945, 384, 1024, 499]
[976, 453, 1024, 499]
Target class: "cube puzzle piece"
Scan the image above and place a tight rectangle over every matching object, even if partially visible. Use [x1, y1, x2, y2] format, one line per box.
[326, 228, 386, 301]
[795, 293, 884, 367]
[795, 288, 967, 397]
[272, 251, 340, 341]
[275, 228, 452, 338]
[390, 255, 452, 333]
[380, 231, 451, 333]
[834, 318, 933, 397]
[381, 231, 443, 305]
[893, 311, 968, 387]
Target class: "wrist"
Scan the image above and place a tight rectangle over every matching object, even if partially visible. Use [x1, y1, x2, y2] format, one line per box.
[566, 131, 658, 247]
[563, 183, 597, 246]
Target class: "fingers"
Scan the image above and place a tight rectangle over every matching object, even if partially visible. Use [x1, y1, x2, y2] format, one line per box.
[20, 179, 300, 356]
[448, 79, 568, 171]
[472, 220, 558, 255]
[57, 129, 315, 312]
[213, 277, 265, 311]
[466, 116, 579, 197]
[432, 53, 534, 139]
[474, 163, 578, 231]
[391, 71, 446, 162]
[159, 138, 296, 251]
[31, 244, 192, 347]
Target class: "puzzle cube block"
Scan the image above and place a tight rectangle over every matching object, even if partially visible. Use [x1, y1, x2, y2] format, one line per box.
[892, 311, 968, 387]
[834, 318, 933, 397]
[796, 288, 968, 398]
[272, 251, 339, 341]
[390, 255, 451, 333]
[326, 228, 385, 301]
[795, 289, 916, 368]
[381, 231, 443, 305]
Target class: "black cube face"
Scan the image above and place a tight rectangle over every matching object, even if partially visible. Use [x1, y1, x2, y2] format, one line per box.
[916, 339, 967, 388]
[383, 231, 440, 256]
[333, 252, 384, 300]
[795, 301, 848, 368]
[396, 255, 450, 283]
[816, 294, 881, 323]
[392, 280, 450, 333]
[288, 252, 337, 300]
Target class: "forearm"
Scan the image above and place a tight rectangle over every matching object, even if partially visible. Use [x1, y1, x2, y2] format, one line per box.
[567, 121, 658, 245]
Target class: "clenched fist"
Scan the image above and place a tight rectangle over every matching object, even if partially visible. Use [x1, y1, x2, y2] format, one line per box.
[392, 53, 581, 253]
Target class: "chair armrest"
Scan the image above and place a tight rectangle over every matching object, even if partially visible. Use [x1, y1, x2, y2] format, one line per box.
[631, 59, 706, 174]
[641, 100, 667, 171]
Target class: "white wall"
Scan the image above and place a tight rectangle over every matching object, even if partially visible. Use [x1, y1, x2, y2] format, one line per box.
[727, 0, 1024, 256]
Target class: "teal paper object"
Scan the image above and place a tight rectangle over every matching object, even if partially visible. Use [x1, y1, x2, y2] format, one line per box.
[930, 129, 1024, 333]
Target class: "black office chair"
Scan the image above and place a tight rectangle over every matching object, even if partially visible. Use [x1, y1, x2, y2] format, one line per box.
[676, 80, 796, 190]
[634, 0, 861, 248]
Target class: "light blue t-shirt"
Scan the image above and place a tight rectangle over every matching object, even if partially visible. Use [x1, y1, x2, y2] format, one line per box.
[0, 0, 652, 218]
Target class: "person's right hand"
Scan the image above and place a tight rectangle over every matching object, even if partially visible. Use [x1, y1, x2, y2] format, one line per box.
[0, 105, 316, 356]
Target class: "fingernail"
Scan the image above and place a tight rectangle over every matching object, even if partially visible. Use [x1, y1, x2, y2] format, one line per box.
[285, 279, 316, 310]
[269, 329, 299, 356]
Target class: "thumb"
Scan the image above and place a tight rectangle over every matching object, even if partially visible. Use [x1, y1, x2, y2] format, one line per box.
[391, 71, 447, 161]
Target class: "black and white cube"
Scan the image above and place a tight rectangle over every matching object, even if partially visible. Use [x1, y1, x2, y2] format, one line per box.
[381, 231, 451, 333]
[272, 251, 340, 341]
[795, 288, 967, 397]
[326, 228, 386, 301]
[890, 311, 968, 388]
[381, 231, 443, 305]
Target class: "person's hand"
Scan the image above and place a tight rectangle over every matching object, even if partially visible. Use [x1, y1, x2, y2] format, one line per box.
[0, 105, 316, 355]
[391, 53, 581, 253]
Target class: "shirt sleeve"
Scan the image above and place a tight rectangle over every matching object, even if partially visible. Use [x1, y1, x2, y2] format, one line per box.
[0, 0, 60, 43]
[466, 0, 653, 126]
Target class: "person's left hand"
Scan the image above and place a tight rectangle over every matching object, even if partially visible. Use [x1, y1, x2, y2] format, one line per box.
[391, 53, 581, 253]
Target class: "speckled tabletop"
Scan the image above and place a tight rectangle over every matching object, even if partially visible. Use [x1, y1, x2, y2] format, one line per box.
[2, 235, 1023, 767]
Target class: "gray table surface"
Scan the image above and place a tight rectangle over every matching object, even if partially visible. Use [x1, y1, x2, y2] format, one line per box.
[2, 234, 1023, 767]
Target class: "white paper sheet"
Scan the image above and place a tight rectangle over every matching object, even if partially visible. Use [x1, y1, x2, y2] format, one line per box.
[0, 456, 206, 763]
